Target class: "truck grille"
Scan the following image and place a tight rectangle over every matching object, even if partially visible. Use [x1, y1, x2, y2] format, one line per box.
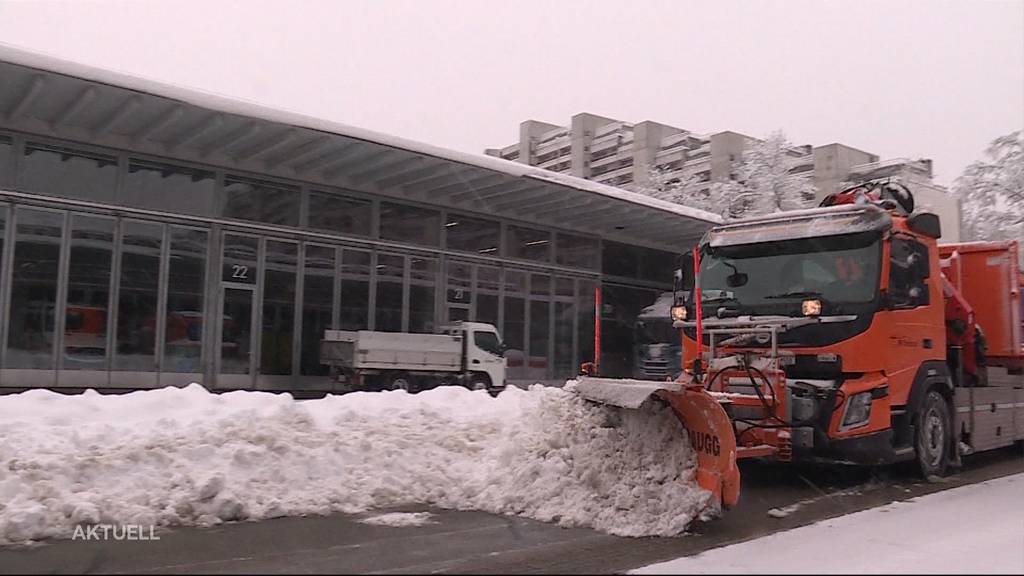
[640, 359, 670, 378]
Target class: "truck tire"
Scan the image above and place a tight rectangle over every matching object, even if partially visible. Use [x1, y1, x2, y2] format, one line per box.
[468, 376, 489, 392]
[386, 373, 416, 393]
[915, 390, 952, 479]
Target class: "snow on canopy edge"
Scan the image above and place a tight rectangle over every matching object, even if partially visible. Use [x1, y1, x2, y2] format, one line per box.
[0, 41, 723, 227]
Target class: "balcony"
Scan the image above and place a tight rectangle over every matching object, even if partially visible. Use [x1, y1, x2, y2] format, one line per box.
[683, 154, 711, 168]
[538, 154, 571, 170]
[591, 152, 629, 169]
[594, 164, 634, 182]
[534, 138, 570, 158]
[654, 148, 686, 164]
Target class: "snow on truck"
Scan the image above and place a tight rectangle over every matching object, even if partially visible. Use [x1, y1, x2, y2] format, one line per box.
[319, 321, 507, 396]
[575, 182, 1023, 513]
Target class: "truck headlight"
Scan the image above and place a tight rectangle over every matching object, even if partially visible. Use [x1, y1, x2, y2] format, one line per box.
[841, 391, 872, 429]
[802, 299, 822, 316]
[670, 305, 687, 322]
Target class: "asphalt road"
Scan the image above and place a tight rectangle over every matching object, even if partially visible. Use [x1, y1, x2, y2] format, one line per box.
[2, 446, 1021, 575]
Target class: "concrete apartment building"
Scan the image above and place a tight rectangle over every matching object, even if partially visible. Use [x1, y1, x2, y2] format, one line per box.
[486, 113, 961, 240]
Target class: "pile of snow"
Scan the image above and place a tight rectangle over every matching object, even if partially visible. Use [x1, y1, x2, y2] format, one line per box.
[634, 473, 1024, 575]
[0, 383, 710, 544]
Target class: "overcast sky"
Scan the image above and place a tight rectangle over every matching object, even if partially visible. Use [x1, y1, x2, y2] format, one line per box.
[1, 0, 1021, 185]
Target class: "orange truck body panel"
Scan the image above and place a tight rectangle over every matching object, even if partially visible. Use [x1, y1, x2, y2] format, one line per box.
[938, 242, 1023, 367]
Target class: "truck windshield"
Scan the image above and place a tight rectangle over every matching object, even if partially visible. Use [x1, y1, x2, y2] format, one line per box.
[697, 230, 881, 316]
[474, 331, 504, 356]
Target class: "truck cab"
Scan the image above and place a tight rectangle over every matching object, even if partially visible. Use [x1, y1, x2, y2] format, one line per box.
[442, 321, 508, 394]
[677, 202, 955, 469]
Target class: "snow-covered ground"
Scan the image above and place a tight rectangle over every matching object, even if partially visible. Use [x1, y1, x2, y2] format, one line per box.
[633, 473, 1024, 575]
[0, 383, 710, 545]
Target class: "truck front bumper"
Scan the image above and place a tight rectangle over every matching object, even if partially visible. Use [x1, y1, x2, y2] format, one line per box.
[794, 428, 913, 466]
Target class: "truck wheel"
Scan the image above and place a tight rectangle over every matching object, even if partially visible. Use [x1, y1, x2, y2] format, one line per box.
[387, 374, 415, 393]
[916, 390, 952, 479]
[469, 376, 490, 393]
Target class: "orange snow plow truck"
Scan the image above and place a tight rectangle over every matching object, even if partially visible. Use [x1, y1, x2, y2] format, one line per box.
[575, 182, 1023, 513]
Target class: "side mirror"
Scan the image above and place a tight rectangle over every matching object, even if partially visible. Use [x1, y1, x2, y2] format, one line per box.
[907, 212, 941, 239]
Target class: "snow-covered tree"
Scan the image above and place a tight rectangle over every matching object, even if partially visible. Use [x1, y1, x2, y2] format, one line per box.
[955, 131, 1023, 243]
[630, 130, 817, 220]
[713, 131, 818, 218]
[629, 164, 705, 205]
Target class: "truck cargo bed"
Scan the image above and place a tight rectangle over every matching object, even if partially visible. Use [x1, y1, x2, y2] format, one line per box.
[322, 330, 463, 372]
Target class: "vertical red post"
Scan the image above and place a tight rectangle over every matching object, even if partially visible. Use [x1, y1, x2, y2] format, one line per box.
[594, 285, 601, 376]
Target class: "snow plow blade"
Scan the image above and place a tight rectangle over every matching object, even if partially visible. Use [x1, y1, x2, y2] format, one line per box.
[572, 376, 740, 510]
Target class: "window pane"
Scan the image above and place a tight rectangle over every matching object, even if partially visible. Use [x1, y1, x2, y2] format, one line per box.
[507, 225, 550, 262]
[529, 273, 551, 379]
[577, 280, 597, 369]
[223, 176, 299, 227]
[529, 300, 549, 379]
[114, 221, 162, 371]
[375, 254, 404, 332]
[221, 288, 253, 375]
[64, 215, 115, 369]
[474, 331, 502, 356]
[556, 277, 575, 297]
[445, 213, 500, 255]
[531, 273, 550, 297]
[447, 262, 472, 307]
[222, 234, 258, 285]
[301, 245, 335, 376]
[639, 246, 676, 283]
[380, 202, 440, 246]
[6, 209, 63, 369]
[554, 277, 576, 377]
[556, 233, 600, 270]
[409, 257, 436, 333]
[503, 270, 526, 379]
[600, 285, 660, 378]
[0, 134, 12, 186]
[262, 241, 297, 375]
[602, 240, 640, 278]
[308, 191, 372, 236]
[124, 159, 216, 216]
[164, 227, 207, 373]
[476, 266, 500, 327]
[21, 143, 117, 203]
[340, 249, 370, 330]
[554, 301, 575, 378]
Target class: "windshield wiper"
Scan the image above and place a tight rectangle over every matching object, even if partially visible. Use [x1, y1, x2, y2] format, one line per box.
[765, 290, 824, 300]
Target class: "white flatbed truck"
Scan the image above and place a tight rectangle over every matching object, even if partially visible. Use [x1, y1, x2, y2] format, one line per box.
[320, 321, 507, 396]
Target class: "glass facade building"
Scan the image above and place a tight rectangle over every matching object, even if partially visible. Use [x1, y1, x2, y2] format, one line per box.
[0, 53, 713, 392]
[0, 130, 682, 391]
